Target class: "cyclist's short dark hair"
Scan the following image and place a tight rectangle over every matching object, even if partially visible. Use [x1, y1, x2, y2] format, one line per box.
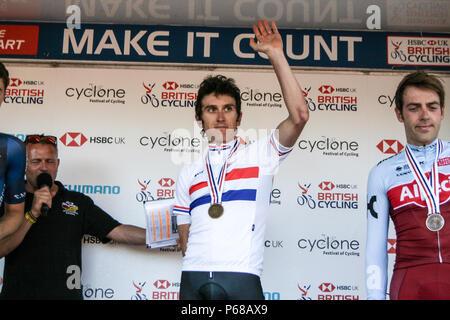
[395, 70, 445, 114]
[195, 75, 241, 120]
[0, 62, 9, 89]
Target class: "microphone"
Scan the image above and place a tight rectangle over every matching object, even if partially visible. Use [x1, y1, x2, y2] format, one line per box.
[36, 172, 53, 216]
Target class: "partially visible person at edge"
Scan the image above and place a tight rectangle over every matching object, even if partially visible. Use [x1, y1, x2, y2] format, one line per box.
[0, 134, 147, 299]
[0, 62, 26, 242]
[174, 20, 309, 300]
[366, 70, 450, 300]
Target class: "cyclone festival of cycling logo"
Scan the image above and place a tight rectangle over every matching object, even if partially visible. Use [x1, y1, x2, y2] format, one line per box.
[297, 181, 359, 211]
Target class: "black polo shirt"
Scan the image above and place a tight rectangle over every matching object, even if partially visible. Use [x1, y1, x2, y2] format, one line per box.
[0, 181, 121, 300]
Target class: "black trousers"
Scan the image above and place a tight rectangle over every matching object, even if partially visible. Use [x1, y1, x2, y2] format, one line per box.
[180, 271, 265, 300]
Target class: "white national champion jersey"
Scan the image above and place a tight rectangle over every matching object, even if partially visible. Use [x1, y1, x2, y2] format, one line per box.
[174, 131, 292, 276]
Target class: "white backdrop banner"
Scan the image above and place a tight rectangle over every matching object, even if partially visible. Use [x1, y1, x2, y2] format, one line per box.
[0, 64, 449, 300]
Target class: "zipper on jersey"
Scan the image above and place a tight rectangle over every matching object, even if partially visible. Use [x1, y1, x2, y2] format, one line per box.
[437, 231, 443, 263]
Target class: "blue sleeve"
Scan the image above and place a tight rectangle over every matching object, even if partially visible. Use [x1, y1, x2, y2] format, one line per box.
[365, 163, 390, 300]
[4, 136, 26, 204]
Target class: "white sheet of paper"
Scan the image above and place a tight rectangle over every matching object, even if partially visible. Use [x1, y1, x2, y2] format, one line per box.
[143, 198, 178, 248]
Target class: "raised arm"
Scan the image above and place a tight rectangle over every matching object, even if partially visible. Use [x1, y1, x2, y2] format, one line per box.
[250, 19, 309, 148]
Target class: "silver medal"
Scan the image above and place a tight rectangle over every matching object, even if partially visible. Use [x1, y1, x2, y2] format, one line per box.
[426, 214, 445, 232]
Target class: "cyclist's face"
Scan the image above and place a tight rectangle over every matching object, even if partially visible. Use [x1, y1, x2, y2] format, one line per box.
[395, 86, 444, 146]
[196, 93, 242, 144]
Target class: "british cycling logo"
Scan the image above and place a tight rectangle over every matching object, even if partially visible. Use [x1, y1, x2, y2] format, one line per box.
[136, 178, 155, 203]
[302, 84, 358, 112]
[131, 281, 148, 300]
[4, 77, 45, 105]
[297, 181, 359, 210]
[141, 81, 197, 108]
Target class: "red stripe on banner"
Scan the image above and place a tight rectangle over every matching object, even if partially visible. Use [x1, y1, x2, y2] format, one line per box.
[189, 181, 208, 195]
[225, 167, 259, 181]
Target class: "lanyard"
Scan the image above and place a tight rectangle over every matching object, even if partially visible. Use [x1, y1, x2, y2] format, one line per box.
[205, 138, 240, 205]
[404, 139, 443, 215]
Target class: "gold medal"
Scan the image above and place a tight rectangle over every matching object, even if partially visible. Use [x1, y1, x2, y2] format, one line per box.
[208, 203, 224, 219]
[426, 214, 445, 232]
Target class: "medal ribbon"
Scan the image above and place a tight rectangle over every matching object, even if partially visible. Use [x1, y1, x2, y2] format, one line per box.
[205, 138, 240, 205]
[404, 139, 443, 216]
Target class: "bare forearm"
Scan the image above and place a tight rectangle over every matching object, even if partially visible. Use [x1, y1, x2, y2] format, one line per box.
[177, 224, 190, 256]
[0, 203, 25, 242]
[107, 224, 146, 245]
[0, 217, 32, 258]
[269, 49, 309, 125]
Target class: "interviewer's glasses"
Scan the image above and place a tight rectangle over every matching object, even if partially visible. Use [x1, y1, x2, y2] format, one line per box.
[25, 135, 57, 146]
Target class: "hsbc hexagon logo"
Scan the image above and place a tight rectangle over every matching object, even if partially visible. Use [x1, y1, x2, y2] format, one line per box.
[60, 132, 88, 147]
[162, 81, 179, 90]
[158, 178, 175, 188]
[153, 279, 171, 290]
[9, 78, 22, 87]
[318, 181, 335, 191]
[318, 283, 336, 293]
[318, 85, 335, 94]
[376, 139, 404, 154]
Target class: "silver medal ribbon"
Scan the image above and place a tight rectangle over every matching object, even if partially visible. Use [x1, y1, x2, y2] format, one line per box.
[405, 139, 444, 231]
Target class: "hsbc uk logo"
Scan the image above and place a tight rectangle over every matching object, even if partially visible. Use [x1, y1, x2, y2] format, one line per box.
[377, 139, 404, 154]
[151, 279, 179, 300]
[162, 81, 179, 90]
[318, 181, 334, 191]
[318, 85, 335, 94]
[318, 282, 359, 300]
[318, 283, 335, 292]
[157, 177, 175, 198]
[60, 132, 87, 147]
[59, 132, 125, 147]
[154, 279, 170, 290]
[303, 84, 357, 112]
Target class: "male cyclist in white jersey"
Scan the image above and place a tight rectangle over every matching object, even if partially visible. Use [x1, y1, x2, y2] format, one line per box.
[174, 20, 309, 300]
